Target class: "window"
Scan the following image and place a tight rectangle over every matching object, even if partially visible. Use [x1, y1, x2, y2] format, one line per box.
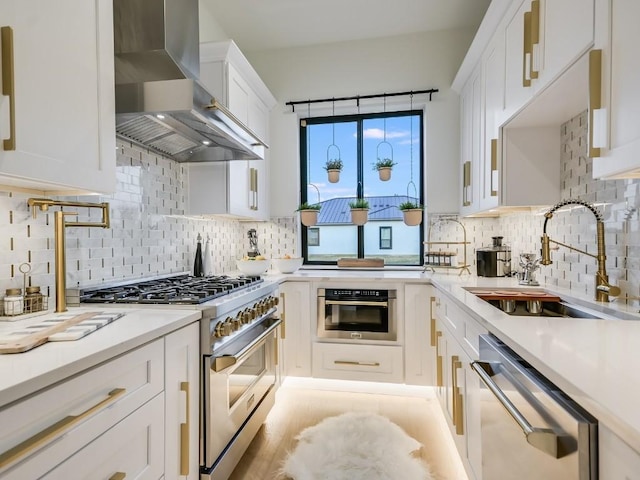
[379, 227, 392, 249]
[308, 228, 320, 246]
[300, 110, 424, 266]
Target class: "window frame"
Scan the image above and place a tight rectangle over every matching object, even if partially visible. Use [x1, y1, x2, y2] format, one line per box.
[379, 226, 393, 250]
[307, 227, 320, 246]
[300, 109, 424, 266]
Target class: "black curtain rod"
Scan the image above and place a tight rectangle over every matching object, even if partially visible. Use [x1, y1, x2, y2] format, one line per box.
[285, 88, 438, 112]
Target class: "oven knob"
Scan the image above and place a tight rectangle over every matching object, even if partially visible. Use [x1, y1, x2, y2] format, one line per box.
[273, 295, 279, 306]
[223, 318, 234, 335]
[233, 313, 243, 330]
[270, 296, 277, 308]
[253, 302, 260, 312]
[245, 307, 255, 321]
[213, 321, 226, 338]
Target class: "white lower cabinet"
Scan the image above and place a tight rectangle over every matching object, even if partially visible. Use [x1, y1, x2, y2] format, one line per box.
[312, 342, 404, 383]
[164, 323, 200, 480]
[404, 284, 437, 386]
[599, 424, 640, 479]
[433, 289, 485, 480]
[0, 340, 164, 479]
[280, 281, 313, 378]
[43, 394, 165, 480]
[0, 322, 202, 480]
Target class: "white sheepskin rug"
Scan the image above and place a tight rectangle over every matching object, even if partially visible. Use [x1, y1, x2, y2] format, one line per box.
[280, 411, 433, 480]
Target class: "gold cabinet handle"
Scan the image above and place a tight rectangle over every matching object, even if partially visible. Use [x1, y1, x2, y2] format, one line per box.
[334, 360, 381, 367]
[530, 0, 540, 80]
[1, 26, 16, 151]
[179, 382, 190, 476]
[523, 10, 532, 87]
[429, 296, 437, 346]
[490, 138, 498, 196]
[253, 168, 258, 210]
[279, 292, 286, 339]
[109, 473, 126, 480]
[0, 388, 126, 469]
[452, 356, 464, 435]
[589, 49, 603, 158]
[462, 161, 471, 206]
[435, 331, 443, 387]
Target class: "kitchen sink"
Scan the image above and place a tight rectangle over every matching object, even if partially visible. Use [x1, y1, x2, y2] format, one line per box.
[484, 299, 604, 319]
[464, 287, 639, 320]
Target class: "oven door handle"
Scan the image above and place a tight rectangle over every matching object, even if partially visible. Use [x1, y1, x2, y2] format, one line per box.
[471, 361, 562, 458]
[211, 318, 281, 373]
[324, 300, 388, 307]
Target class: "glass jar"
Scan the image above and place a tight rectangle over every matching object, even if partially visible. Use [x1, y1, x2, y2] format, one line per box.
[4, 288, 24, 316]
[25, 286, 43, 313]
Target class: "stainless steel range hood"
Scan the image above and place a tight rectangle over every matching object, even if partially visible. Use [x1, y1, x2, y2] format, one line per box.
[113, 0, 266, 162]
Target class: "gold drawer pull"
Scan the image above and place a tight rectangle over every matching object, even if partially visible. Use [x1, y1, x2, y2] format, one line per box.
[109, 473, 126, 480]
[429, 296, 437, 346]
[490, 139, 498, 196]
[1, 26, 16, 151]
[280, 293, 286, 339]
[435, 331, 443, 387]
[334, 360, 380, 367]
[180, 382, 190, 475]
[452, 356, 464, 435]
[0, 388, 126, 469]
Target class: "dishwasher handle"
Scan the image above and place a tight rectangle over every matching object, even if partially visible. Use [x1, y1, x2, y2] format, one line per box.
[471, 361, 562, 458]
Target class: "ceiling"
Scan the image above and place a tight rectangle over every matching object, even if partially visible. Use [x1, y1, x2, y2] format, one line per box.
[200, 0, 492, 52]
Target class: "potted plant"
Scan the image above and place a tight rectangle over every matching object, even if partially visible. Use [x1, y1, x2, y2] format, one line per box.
[324, 159, 343, 183]
[373, 158, 397, 181]
[398, 201, 424, 226]
[348, 198, 370, 225]
[297, 202, 321, 227]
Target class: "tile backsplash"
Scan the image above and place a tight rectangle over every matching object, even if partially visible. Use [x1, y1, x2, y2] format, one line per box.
[0, 139, 299, 305]
[2, 111, 640, 309]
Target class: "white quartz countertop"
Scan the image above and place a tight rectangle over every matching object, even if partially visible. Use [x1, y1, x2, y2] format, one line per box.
[0, 307, 201, 409]
[279, 268, 640, 450]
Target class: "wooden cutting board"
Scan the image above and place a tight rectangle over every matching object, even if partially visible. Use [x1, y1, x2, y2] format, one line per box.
[337, 258, 385, 268]
[0, 312, 103, 354]
[473, 290, 561, 302]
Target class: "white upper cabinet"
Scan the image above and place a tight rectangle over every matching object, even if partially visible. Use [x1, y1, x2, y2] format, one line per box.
[459, 65, 482, 216]
[189, 40, 275, 220]
[0, 0, 116, 194]
[504, 0, 595, 120]
[591, 0, 640, 178]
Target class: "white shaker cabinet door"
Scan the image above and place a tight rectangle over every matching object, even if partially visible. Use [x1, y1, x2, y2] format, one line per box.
[165, 322, 200, 480]
[0, 0, 116, 194]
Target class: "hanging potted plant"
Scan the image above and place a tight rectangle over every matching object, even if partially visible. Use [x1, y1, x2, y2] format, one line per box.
[349, 198, 370, 225]
[398, 201, 424, 226]
[296, 202, 321, 227]
[373, 158, 397, 181]
[324, 158, 343, 183]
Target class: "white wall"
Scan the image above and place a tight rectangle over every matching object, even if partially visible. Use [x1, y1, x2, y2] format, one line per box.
[241, 29, 475, 217]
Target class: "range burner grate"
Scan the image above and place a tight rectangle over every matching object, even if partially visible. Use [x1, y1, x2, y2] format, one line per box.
[80, 274, 263, 304]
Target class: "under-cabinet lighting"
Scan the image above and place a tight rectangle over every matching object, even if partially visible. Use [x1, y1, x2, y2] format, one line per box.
[156, 114, 165, 119]
[202, 140, 211, 145]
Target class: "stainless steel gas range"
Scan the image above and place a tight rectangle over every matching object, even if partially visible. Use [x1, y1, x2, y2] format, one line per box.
[78, 274, 282, 479]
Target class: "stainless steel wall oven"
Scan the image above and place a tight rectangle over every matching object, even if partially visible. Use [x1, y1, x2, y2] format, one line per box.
[317, 288, 397, 341]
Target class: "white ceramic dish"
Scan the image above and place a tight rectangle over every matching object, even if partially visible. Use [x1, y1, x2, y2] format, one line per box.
[236, 259, 271, 275]
[272, 257, 303, 273]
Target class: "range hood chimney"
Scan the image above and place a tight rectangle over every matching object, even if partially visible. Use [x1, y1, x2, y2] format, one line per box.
[113, 0, 266, 162]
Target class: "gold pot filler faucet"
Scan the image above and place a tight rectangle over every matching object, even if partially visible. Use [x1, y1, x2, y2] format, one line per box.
[27, 198, 110, 313]
[541, 199, 620, 302]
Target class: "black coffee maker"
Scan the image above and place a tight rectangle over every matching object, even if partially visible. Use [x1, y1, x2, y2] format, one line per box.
[476, 236, 512, 277]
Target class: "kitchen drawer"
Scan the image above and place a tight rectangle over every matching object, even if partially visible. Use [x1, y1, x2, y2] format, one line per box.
[462, 315, 487, 358]
[42, 393, 164, 480]
[0, 339, 164, 478]
[312, 343, 403, 383]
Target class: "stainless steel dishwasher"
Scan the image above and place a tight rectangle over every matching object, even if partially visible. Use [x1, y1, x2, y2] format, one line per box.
[471, 334, 598, 480]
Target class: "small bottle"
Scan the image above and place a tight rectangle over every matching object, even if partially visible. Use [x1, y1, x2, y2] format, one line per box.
[194, 234, 204, 277]
[4, 288, 24, 316]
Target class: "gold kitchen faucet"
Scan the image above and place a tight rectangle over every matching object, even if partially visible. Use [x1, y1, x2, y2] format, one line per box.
[27, 198, 110, 312]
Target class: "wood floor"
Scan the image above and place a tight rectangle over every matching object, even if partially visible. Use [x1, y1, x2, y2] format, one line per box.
[229, 378, 468, 480]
